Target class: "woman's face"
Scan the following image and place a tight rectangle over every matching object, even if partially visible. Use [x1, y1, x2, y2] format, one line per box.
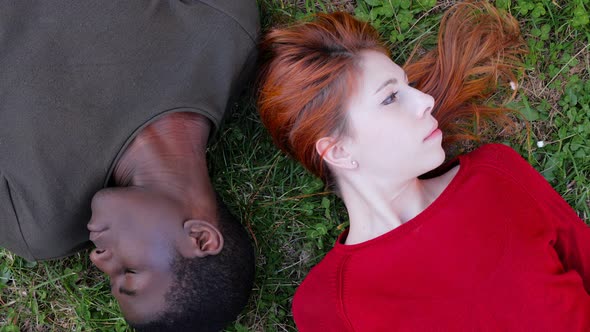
[341, 50, 444, 181]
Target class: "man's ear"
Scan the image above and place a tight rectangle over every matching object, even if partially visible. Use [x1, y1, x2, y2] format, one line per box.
[316, 136, 356, 170]
[178, 220, 224, 258]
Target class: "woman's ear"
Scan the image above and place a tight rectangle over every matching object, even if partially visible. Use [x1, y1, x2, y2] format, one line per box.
[316, 137, 357, 170]
[178, 219, 224, 258]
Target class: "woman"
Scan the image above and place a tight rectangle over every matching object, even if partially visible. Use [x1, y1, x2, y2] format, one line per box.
[257, 2, 590, 331]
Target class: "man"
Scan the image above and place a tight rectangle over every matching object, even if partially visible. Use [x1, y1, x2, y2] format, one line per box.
[0, 1, 258, 330]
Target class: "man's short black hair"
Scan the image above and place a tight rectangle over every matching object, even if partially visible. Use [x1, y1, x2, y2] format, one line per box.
[129, 196, 255, 332]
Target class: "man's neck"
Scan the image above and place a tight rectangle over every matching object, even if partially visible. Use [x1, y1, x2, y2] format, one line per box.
[112, 112, 216, 219]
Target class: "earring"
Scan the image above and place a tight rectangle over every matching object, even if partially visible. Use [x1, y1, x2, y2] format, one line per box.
[351, 160, 358, 168]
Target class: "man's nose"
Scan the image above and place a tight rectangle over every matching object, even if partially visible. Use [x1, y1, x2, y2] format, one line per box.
[89, 248, 117, 275]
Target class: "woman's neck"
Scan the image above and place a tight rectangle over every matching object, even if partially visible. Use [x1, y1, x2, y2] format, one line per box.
[112, 112, 216, 219]
[340, 165, 459, 245]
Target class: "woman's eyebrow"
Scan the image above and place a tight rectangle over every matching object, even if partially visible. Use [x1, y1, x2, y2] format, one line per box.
[374, 78, 398, 94]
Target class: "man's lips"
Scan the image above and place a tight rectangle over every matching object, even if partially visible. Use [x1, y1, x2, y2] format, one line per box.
[87, 222, 106, 232]
[89, 231, 103, 242]
[89, 228, 109, 248]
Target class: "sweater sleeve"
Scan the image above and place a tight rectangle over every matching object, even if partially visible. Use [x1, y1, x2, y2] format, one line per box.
[292, 285, 351, 332]
[292, 252, 353, 332]
[489, 144, 590, 294]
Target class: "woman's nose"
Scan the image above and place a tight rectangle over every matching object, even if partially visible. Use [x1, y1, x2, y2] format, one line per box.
[419, 92, 435, 117]
[409, 87, 435, 117]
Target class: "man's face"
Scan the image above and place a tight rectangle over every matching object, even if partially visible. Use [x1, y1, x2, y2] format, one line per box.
[88, 187, 184, 322]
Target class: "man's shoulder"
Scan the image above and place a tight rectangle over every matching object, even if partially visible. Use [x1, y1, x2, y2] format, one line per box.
[197, 0, 259, 41]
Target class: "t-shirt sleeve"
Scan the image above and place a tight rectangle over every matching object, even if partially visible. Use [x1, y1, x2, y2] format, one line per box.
[489, 144, 590, 294]
[293, 288, 350, 331]
[0, 174, 33, 260]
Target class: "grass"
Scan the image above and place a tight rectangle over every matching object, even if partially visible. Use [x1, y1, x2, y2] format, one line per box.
[1, 0, 589, 331]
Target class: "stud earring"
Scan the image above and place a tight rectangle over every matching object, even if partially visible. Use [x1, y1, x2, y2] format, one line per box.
[351, 160, 358, 168]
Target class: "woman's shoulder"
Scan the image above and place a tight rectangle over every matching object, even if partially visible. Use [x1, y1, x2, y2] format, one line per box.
[295, 248, 347, 296]
[463, 143, 532, 175]
[466, 143, 522, 162]
[292, 248, 353, 330]
[461, 143, 555, 198]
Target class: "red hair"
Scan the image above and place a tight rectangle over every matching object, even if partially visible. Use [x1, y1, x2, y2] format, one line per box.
[405, 1, 527, 150]
[257, 12, 388, 181]
[257, 2, 526, 182]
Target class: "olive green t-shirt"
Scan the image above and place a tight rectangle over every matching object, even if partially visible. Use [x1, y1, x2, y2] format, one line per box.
[0, 0, 258, 261]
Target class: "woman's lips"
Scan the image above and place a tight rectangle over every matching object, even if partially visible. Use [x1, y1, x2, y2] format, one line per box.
[424, 122, 442, 141]
[425, 128, 442, 141]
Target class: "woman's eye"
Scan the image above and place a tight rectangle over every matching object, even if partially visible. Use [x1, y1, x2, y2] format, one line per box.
[382, 92, 397, 105]
[124, 269, 136, 274]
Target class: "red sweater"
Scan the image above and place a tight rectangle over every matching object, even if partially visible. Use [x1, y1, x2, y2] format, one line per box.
[293, 144, 590, 331]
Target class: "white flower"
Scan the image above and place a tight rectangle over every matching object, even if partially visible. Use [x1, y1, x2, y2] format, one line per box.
[510, 81, 517, 90]
[536, 141, 545, 148]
